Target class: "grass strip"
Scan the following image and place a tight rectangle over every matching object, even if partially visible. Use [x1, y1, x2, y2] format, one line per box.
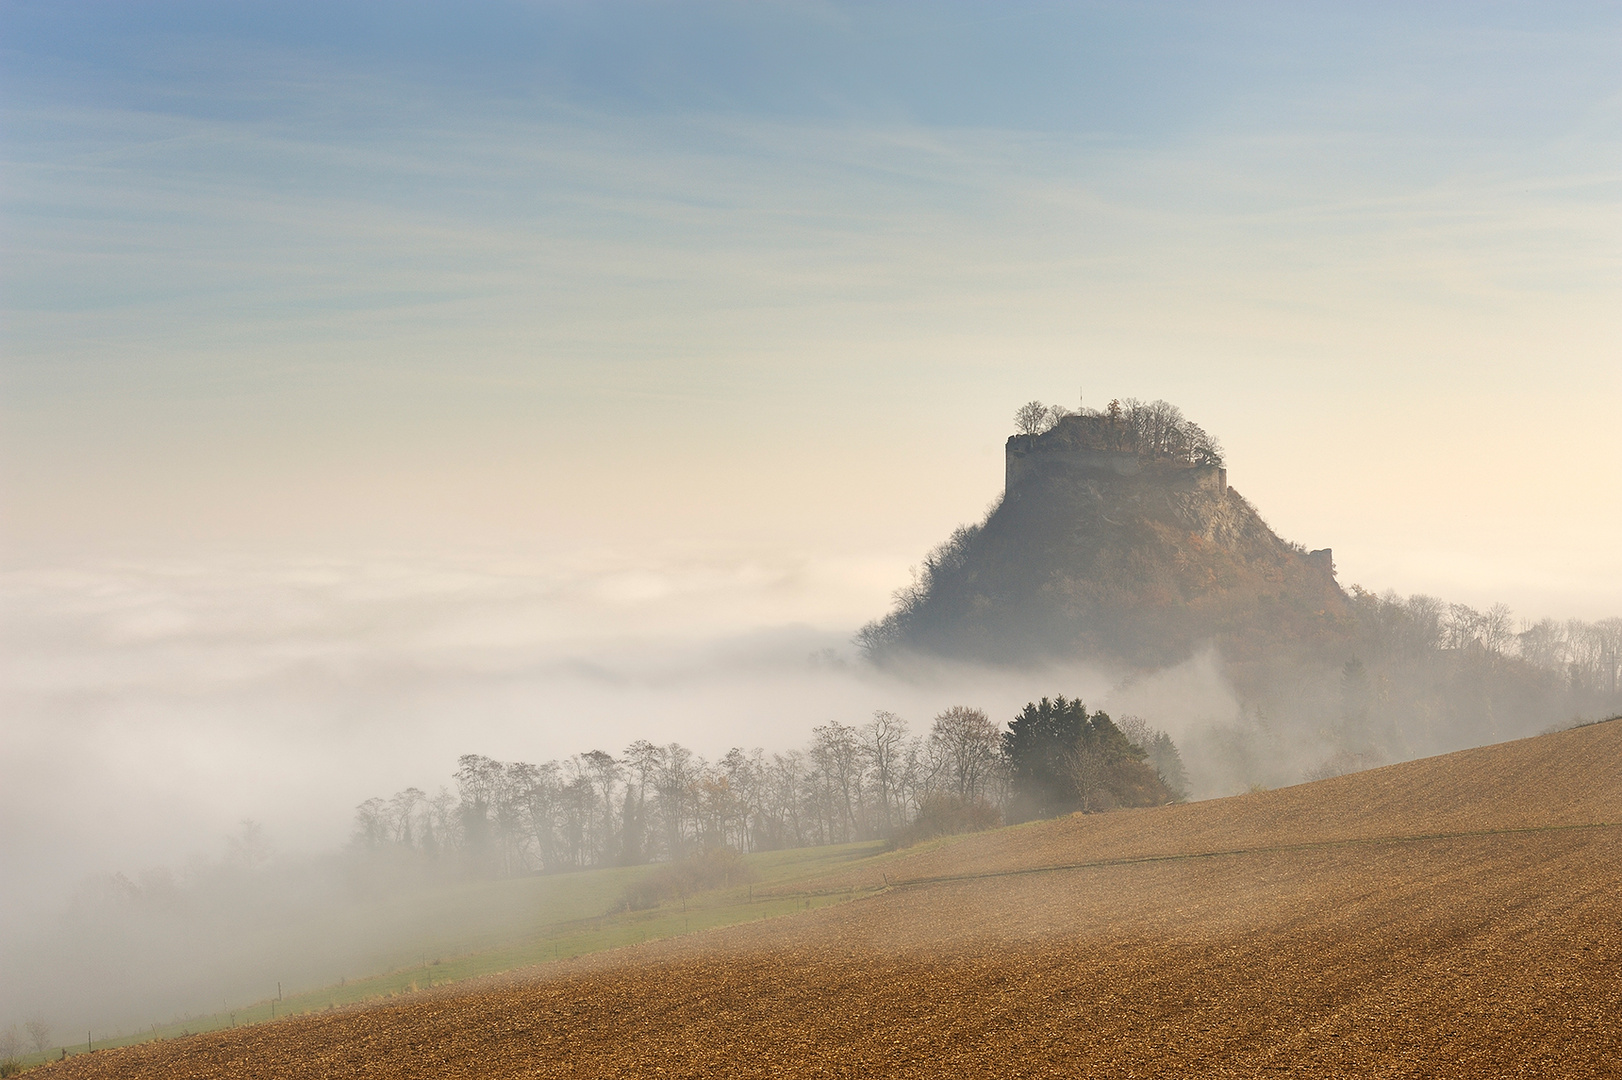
[880, 819, 1622, 890]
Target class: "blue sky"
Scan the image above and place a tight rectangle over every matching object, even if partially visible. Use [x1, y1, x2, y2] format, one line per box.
[3, 1, 1619, 607]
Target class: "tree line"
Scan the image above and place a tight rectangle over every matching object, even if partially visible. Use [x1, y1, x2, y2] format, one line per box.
[1347, 588, 1622, 698]
[1326, 588, 1622, 757]
[1015, 396, 1225, 467]
[352, 703, 1186, 875]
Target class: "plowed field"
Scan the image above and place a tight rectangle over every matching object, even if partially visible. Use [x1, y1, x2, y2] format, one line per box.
[40, 720, 1622, 1079]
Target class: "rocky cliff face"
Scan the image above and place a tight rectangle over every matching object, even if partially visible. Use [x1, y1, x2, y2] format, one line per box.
[863, 413, 1350, 669]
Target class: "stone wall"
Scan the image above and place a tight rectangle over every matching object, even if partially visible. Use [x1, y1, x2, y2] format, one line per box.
[1005, 436, 1226, 495]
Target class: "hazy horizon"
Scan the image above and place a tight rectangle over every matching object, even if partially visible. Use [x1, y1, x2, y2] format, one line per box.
[2, 0, 1619, 1046]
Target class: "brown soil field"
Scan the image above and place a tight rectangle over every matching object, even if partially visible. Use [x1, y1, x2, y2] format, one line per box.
[40, 719, 1622, 1079]
[778, 713, 1622, 896]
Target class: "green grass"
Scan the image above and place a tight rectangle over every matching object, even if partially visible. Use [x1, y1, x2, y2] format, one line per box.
[28, 839, 902, 1068]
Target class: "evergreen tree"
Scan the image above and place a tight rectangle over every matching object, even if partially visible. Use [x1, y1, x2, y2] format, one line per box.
[1002, 696, 1170, 820]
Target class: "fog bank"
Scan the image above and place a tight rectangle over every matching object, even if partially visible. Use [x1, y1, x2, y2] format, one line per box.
[5, 548, 1611, 1040]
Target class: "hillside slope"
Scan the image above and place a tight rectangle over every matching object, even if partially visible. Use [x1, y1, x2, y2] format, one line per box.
[40, 719, 1622, 1079]
[780, 715, 1622, 894]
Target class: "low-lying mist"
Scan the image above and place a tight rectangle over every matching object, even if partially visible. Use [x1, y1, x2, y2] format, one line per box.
[2, 553, 1615, 1043]
[0, 553, 1126, 1038]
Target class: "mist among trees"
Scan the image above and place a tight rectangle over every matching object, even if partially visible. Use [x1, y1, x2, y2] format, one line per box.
[350, 704, 1187, 876]
[861, 396, 1622, 789]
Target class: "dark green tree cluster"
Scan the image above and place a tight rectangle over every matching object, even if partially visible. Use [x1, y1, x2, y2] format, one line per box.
[1002, 696, 1177, 821]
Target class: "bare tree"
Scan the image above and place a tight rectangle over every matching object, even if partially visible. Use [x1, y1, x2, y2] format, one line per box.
[1115, 715, 1188, 798]
[860, 711, 909, 834]
[577, 750, 622, 865]
[654, 742, 699, 858]
[24, 1018, 51, 1056]
[1403, 595, 1447, 654]
[810, 722, 864, 841]
[928, 706, 1001, 802]
[1445, 603, 1485, 652]
[758, 750, 807, 850]
[1064, 742, 1108, 814]
[496, 763, 539, 873]
[387, 787, 426, 846]
[426, 786, 459, 856]
[352, 797, 389, 849]
[515, 761, 564, 869]
[621, 740, 661, 863]
[702, 747, 757, 850]
[1014, 400, 1051, 435]
[454, 754, 504, 872]
[1481, 604, 1515, 656]
[1601, 618, 1622, 698]
[1517, 617, 1568, 669]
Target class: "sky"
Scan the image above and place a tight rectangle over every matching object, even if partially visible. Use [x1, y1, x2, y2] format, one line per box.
[2, 2, 1620, 905]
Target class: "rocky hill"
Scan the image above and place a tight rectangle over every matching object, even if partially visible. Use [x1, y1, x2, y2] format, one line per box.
[860, 400, 1350, 669]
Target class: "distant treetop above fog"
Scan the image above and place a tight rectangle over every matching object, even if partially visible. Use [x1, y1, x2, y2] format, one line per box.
[1013, 397, 1224, 468]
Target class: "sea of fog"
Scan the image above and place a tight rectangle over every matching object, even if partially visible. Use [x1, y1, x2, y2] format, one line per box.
[0, 549, 1261, 1038]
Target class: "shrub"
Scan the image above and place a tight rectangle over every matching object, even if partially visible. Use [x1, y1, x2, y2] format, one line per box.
[0, 1024, 20, 1077]
[619, 848, 754, 911]
[890, 793, 1001, 849]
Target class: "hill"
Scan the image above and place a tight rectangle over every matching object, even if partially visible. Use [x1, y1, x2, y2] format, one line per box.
[857, 399, 1621, 784]
[38, 717, 1622, 1078]
[860, 400, 1349, 669]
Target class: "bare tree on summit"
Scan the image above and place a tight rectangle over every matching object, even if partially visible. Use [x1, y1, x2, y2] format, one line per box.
[1015, 400, 1051, 435]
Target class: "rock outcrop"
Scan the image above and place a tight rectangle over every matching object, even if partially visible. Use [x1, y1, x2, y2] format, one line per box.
[861, 407, 1350, 669]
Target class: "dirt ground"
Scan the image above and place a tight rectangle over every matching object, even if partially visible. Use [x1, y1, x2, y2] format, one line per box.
[38, 721, 1622, 1079]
